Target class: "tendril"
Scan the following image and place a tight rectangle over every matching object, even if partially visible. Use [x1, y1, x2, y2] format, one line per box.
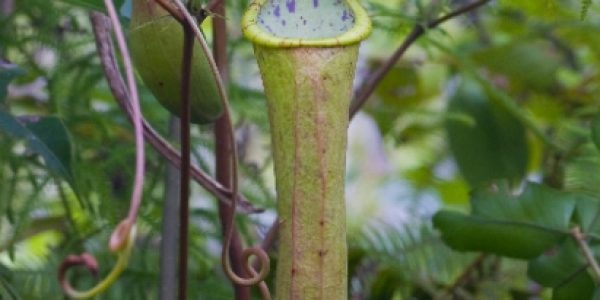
[58, 226, 136, 299]
[59, 0, 146, 297]
[171, 0, 271, 290]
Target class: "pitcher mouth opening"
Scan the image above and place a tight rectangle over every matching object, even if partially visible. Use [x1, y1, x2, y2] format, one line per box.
[242, 0, 371, 48]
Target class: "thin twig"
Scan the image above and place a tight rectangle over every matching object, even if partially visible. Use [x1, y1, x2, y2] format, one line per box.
[349, 0, 491, 118]
[572, 227, 600, 284]
[177, 17, 194, 300]
[89, 12, 261, 214]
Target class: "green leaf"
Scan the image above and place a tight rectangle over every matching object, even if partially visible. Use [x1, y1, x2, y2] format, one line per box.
[0, 112, 75, 191]
[526, 194, 600, 298]
[0, 63, 24, 103]
[445, 78, 528, 187]
[433, 184, 575, 259]
[528, 239, 587, 287]
[552, 269, 595, 300]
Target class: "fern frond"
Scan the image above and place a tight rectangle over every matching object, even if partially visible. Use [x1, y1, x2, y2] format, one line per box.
[564, 143, 600, 200]
[351, 222, 475, 297]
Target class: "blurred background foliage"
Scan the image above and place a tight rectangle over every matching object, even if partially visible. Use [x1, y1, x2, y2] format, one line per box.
[0, 0, 599, 299]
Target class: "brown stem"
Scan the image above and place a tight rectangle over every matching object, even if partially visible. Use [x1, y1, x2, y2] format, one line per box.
[251, 219, 280, 273]
[170, 0, 269, 292]
[216, 119, 252, 299]
[349, 0, 491, 118]
[205, 0, 226, 14]
[177, 20, 194, 300]
[572, 227, 600, 284]
[89, 12, 261, 214]
[212, 2, 251, 298]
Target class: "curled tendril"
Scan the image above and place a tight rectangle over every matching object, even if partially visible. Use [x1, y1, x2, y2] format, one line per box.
[242, 248, 272, 300]
[221, 246, 270, 286]
[59, 0, 146, 297]
[170, 0, 271, 292]
[58, 225, 136, 299]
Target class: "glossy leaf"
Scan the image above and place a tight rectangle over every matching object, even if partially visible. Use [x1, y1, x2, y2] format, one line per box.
[445, 78, 528, 187]
[433, 184, 575, 259]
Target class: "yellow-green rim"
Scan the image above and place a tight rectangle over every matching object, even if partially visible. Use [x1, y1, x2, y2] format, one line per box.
[241, 0, 372, 48]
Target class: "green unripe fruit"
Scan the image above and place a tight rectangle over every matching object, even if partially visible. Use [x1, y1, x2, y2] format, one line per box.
[129, 0, 223, 124]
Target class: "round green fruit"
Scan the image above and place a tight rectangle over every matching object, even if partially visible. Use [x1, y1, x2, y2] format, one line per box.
[129, 0, 223, 124]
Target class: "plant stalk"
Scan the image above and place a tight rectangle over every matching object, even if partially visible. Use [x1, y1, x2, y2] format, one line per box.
[212, 2, 252, 299]
[177, 22, 194, 300]
[255, 45, 360, 299]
